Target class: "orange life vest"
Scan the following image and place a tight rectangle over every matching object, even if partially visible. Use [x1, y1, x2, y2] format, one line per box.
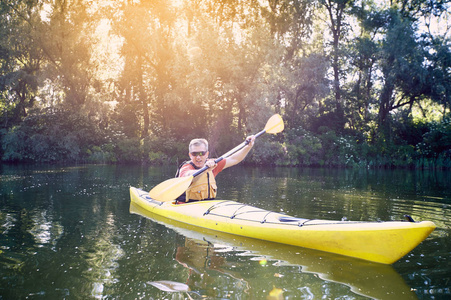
[185, 171, 217, 201]
[176, 161, 218, 202]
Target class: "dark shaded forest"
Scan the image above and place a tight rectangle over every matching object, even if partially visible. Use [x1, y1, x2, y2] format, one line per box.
[1, 0, 450, 168]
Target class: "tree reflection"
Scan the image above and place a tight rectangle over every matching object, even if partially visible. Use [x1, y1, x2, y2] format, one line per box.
[80, 213, 124, 299]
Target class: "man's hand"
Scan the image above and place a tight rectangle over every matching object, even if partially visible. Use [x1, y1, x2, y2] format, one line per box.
[246, 135, 256, 147]
[205, 159, 217, 170]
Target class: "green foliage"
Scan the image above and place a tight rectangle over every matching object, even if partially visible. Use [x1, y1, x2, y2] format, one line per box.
[86, 145, 116, 164]
[417, 117, 451, 165]
[248, 140, 285, 166]
[282, 127, 323, 166]
[320, 131, 362, 168]
[2, 126, 28, 161]
[143, 135, 186, 165]
[114, 138, 142, 164]
[2, 108, 106, 163]
[0, 0, 41, 128]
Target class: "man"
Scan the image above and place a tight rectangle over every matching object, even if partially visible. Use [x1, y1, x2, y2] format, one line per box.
[177, 136, 255, 203]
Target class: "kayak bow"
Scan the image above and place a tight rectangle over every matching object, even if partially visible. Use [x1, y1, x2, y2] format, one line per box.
[130, 187, 435, 264]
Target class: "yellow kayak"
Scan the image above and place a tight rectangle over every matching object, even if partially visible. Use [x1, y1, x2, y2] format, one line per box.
[130, 187, 436, 264]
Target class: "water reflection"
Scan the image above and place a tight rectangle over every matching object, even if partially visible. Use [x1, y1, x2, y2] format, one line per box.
[28, 209, 64, 249]
[131, 203, 418, 300]
[82, 213, 124, 299]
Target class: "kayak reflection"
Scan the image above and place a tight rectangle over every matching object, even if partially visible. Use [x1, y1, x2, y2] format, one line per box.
[131, 202, 418, 300]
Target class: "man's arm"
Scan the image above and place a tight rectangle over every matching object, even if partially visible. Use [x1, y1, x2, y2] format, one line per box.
[178, 164, 195, 177]
[223, 136, 255, 169]
[179, 160, 219, 177]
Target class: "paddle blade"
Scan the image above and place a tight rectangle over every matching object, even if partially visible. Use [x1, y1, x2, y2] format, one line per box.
[148, 176, 193, 202]
[148, 280, 190, 292]
[264, 114, 284, 134]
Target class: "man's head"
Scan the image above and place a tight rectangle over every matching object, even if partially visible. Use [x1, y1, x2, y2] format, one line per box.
[189, 138, 209, 168]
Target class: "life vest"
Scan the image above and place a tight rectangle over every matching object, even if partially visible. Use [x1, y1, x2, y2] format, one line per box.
[185, 171, 217, 201]
[176, 161, 217, 202]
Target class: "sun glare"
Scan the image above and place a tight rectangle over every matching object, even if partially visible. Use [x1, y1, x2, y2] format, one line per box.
[40, 3, 52, 22]
[170, 0, 185, 8]
[92, 18, 124, 83]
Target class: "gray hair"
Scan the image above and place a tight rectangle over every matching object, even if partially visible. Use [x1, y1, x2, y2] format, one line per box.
[189, 138, 208, 152]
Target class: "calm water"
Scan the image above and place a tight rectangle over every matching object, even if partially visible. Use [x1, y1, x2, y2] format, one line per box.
[0, 164, 450, 299]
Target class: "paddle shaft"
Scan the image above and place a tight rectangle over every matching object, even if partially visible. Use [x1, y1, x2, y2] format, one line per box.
[192, 128, 266, 178]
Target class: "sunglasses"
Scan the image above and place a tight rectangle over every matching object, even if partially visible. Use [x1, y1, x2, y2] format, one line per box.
[190, 151, 207, 157]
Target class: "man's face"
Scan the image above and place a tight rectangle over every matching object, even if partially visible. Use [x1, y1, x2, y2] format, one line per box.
[189, 145, 209, 168]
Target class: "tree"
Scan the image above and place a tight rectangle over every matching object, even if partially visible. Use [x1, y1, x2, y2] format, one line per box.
[0, 0, 42, 128]
[37, 0, 96, 108]
[320, 0, 353, 130]
[257, 0, 326, 129]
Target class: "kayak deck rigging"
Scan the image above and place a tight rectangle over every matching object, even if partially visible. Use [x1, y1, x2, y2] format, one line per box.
[203, 201, 281, 223]
[140, 188, 383, 228]
[202, 201, 378, 227]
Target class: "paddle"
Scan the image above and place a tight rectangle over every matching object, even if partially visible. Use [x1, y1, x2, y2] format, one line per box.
[148, 114, 284, 202]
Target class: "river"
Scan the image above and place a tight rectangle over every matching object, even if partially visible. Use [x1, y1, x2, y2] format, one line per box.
[1, 164, 450, 299]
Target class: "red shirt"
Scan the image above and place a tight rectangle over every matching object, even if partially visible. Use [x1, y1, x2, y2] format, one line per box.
[178, 159, 226, 177]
